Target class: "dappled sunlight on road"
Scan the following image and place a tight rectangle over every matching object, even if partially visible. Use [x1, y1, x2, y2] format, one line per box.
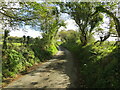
[4, 47, 78, 88]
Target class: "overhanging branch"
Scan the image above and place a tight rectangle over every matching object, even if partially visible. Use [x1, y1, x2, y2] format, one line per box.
[0, 11, 39, 21]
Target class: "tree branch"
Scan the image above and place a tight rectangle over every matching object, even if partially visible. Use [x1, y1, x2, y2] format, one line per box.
[0, 11, 39, 21]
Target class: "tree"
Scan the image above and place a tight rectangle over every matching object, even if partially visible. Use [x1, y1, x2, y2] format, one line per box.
[57, 2, 103, 45]
[93, 5, 120, 37]
[58, 30, 68, 42]
[3, 29, 9, 49]
[23, 35, 26, 45]
[58, 30, 78, 43]
[0, 2, 65, 48]
[26, 36, 30, 45]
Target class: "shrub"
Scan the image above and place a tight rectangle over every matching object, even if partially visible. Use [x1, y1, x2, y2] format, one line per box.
[62, 41, 120, 88]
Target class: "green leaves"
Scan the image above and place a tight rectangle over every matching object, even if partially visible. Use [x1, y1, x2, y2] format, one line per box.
[2, 45, 42, 78]
[58, 2, 105, 45]
[62, 39, 120, 88]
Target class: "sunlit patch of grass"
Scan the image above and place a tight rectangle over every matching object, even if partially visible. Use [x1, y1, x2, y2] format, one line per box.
[0, 42, 3, 45]
[0, 42, 22, 46]
[12, 43, 21, 46]
[7, 43, 22, 46]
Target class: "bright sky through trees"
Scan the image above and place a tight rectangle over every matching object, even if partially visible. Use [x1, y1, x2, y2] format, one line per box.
[9, 12, 117, 41]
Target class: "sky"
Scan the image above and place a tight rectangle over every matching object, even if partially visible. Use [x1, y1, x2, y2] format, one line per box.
[94, 14, 117, 41]
[58, 18, 79, 31]
[1, 2, 118, 41]
[9, 12, 117, 41]
[9, 26, 42, 38]
[9, 13, 78, 38]
[9, 18, 78, 38]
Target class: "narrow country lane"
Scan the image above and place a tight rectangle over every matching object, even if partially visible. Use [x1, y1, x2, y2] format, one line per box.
[4, 47, 79, 88]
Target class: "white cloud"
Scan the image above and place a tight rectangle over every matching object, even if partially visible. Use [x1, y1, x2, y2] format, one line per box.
[65, 19, 79, 31]
[25, 29, 42, 38]
[60, 13, 71, 20]
[59, 19, 79, 31]
[107, 37, 117, 41]
[58, 26, 66, 31]
[9, 28, 42, 38]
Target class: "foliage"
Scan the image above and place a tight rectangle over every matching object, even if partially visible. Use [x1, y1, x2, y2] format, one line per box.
[3, 30, 10, 49]
[62, 41, 120, 88]
[94, 5, 120, 37]
[8, 36, 22, 43]
[2, 36, 58, 79]
[2, 45, 40, 78]
[1, 2, 120, 88]
[57, 2, 104, 45]
[31, 38, 58, 61]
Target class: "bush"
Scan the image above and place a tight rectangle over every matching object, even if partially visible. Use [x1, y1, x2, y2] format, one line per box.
[31, 43, 58, 61]
[62, 41, 120, 88]
[2, 37, 58, 79]
[2, 46, 40, 78]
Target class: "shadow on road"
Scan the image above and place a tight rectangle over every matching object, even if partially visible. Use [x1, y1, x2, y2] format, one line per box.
[48, 46, 80, 88]
[4, 46, 82, 88]
[59, 46, 80, 88]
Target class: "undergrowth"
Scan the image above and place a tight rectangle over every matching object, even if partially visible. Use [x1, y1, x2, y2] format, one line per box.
[62, 41, 120, 88]
[2, 41, 58, 79]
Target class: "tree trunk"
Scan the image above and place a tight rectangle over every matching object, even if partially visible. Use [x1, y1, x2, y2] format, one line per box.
[80, 33, 87, 46]
[3, 30, 9, 49]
